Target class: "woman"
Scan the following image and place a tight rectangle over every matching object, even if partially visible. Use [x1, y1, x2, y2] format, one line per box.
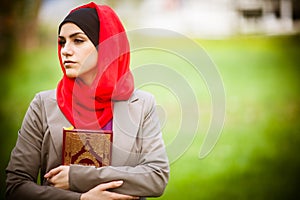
[6, 2, 169, 200]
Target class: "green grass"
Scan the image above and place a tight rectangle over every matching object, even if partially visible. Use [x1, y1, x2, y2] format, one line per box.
[1, 34, 300, 199]
[150, 35, 300, 199]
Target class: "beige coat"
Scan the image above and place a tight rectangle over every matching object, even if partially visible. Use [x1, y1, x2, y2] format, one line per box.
[6, 89, 169, 200]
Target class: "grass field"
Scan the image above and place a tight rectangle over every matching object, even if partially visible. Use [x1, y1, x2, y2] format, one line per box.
[0, 34, 299, 199]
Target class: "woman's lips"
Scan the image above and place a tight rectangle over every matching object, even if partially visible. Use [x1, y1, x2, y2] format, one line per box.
[64, 61, 76, 67]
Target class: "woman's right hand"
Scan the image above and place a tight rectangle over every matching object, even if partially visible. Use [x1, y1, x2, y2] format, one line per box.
[80, 180, 139, 200]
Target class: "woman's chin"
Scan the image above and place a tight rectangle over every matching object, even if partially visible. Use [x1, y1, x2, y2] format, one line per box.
[65, 71, 78, 79]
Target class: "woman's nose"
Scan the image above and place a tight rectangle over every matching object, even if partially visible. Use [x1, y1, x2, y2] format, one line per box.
[61, 43, 73, 56]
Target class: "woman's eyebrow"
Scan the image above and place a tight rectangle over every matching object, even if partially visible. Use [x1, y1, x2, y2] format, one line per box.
[58, 32, 85, 38]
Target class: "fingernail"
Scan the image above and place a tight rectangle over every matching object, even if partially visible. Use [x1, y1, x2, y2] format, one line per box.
[115, 180, 123, 185]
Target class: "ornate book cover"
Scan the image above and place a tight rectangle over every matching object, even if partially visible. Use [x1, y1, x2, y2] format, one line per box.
[62, 128, 112, 167]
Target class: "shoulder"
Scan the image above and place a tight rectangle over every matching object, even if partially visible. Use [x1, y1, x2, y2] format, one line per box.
[114, 89, 156, 115]
[35, 89, 56, 101]
[129, 90, 157, 115]
[21, 90, 56, 130]
[28, 89, 57, 111]
[130, 89, 155, 103]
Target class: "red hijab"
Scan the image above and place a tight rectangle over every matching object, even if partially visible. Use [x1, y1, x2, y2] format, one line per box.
[57, 2, 134, 130]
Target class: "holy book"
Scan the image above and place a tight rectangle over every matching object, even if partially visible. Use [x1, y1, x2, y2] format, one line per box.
[62, 127, 113, 167]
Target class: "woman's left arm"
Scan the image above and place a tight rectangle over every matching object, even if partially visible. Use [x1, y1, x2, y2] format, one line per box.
[67, 94, 170, 197]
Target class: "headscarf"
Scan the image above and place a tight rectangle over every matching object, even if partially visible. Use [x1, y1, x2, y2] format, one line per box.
[58, 8, 99, 48]
[56, 2, 134, 130]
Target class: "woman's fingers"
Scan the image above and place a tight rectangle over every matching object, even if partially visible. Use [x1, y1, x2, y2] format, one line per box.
[44, 166, 62, 178]
[96, 180, 124, 191]
[97, 181, 139, 199]
[44, 166, 70, 190]
[81, 181, 139, 200]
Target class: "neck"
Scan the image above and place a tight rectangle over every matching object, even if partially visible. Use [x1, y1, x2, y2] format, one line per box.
[78, 69, 98, 86]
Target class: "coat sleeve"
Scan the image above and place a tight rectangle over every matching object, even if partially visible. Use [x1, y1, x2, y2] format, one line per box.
[68, 92, 170, 197]
[5, 93, 81, 200]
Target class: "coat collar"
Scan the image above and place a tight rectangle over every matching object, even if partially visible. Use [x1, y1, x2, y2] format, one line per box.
[44, 90, 143, 166]
[112, 91, 143, 165]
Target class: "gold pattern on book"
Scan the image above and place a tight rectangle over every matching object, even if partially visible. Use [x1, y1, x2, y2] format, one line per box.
[64, 131, 111, 167]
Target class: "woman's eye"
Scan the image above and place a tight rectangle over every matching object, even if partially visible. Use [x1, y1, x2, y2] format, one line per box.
[58, 39, 66, 46]
[74, 39, 84, 44]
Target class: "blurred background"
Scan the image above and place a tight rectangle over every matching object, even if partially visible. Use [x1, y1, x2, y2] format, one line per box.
[0, 0, 300, 199]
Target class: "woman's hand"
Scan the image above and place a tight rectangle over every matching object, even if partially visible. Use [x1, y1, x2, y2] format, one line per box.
[81, 180, 139, 200]
[44, 165, 70, 190]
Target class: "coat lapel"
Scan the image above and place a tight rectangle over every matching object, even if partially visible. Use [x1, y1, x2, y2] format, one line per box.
[112, 93, 143, 165]
[44, 96, 72, 159]
[44, 90, 143, 166]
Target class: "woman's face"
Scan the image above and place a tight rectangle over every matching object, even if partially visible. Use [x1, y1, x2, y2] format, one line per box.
[59, 22, 98, 85]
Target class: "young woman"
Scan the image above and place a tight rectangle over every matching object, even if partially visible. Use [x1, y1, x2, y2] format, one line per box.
[6, 2, 169, 200]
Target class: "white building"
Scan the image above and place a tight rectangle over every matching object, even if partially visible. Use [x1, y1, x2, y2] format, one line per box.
[40, 0, 298, 38]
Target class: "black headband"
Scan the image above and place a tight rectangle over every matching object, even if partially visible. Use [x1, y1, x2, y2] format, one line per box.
[58, 8, 100, 47]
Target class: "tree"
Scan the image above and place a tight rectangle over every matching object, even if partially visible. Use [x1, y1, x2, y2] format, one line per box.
[0, 0, 42, 67]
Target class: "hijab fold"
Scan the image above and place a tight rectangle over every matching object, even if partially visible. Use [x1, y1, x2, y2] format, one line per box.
[57, 2, 134, 130]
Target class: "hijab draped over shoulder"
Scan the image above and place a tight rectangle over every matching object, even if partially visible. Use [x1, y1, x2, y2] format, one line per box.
[56, 2, 134, 130]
